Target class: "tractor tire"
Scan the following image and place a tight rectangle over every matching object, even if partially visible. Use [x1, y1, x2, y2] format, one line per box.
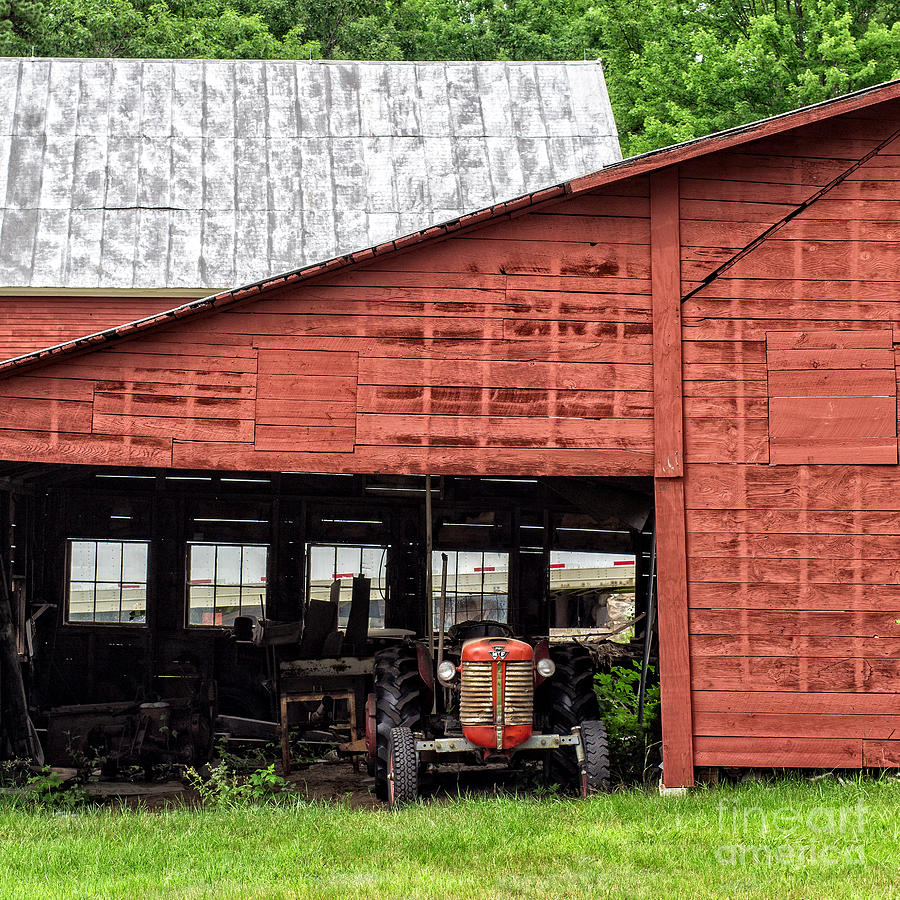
[578, 720, 611, 795]
[542, 643, 600, 791]
[387, 726, 419, 809]
[374, 645, 423, 801]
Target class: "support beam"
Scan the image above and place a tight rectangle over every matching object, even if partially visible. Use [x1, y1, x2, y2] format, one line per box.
[650, 167, 694, 787]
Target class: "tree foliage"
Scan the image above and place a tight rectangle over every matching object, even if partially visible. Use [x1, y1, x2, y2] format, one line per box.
[2, 0, 898, 154]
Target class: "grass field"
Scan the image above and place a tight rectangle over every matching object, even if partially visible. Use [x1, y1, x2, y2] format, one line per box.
[1, 776, 899, 899]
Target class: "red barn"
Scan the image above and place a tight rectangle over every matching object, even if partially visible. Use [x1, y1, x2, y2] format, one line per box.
[1, 76, 900, 788]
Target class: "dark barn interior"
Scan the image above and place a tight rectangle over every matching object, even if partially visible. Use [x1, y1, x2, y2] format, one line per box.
[0, 468, 652, 771]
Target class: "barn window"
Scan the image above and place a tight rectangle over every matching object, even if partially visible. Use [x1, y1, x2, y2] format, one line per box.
[187, 543, 268, 626]
[67, 539, 148, 625]
[306, 544, 387, 628]
[432, 551, 510, 627]
[766, 330, 898, 464]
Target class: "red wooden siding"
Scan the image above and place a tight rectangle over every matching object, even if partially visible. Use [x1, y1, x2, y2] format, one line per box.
[766, 329, 897, 464]
[0, 297, 191, 361]
[683, 100, 900, 772]
[0, 184, 656, 476]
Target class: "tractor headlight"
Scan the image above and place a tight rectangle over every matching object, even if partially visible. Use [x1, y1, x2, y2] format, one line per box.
[536, 657, 556, 678]
[437, 659, 457, 683]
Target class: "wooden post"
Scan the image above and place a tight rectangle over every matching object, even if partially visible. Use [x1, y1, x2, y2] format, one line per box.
[650, 167, 694, 787]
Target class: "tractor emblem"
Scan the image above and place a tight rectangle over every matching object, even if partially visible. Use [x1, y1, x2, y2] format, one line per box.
[489, 645, 509, 660]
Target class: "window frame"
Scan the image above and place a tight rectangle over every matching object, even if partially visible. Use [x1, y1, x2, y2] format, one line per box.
[185, 541, 270, 628]
[65, 538, 150, 627]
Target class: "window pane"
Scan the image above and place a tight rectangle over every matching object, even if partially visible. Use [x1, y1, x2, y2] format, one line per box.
[188, 585, 215, 625]
[94, 583, 122, 621]
[123, 542, 148, 584]
[334, 547, 360, 580]
[123, 585, 147, 624]
[96, 542, 123, 582]
[70, 542, 96, 581]
[308, 545, 335, 583]
[68, 582, 95, 620]
[189, 544, 216, 584]
[242, 546, 267, 587]
[216, 545, 242, 585]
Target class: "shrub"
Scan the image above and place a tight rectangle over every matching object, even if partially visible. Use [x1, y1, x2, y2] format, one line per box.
[594, 660, 661, 785]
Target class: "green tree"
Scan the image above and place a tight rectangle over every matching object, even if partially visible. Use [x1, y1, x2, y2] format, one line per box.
[5, 0, 899, 156]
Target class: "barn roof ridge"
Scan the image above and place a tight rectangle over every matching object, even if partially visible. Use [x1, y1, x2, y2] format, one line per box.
[1, 76, 899, 378]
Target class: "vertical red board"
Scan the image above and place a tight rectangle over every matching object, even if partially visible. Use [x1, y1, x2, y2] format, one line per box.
[650, 167, 694, 787]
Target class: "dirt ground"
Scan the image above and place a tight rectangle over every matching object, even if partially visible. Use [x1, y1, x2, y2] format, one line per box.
[79, 756, 549, 810]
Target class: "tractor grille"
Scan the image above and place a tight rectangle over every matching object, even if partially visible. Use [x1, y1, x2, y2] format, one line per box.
[460, 660, 533, 727]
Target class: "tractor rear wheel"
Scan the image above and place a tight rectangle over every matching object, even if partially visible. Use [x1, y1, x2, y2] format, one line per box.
[578, 720, 611, 795]
[542, 643, 600, 791]
[374, 645, 423, 801]
[387, 726, 419, 809]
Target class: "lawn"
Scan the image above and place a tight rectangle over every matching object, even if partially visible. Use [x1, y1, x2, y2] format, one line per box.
[1, 776, 899, 899]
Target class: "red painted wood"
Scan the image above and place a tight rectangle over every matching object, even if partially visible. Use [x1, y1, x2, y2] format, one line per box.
[766, 348, 896, 370]
[695, 712, 900, 739]
[651, 169, 685, 477]
[654, 477, 694, 788]
[688, 609, 900, 636]
[689, 582, 900, 611]
[765, 328, 894, 350]
[693, 736, 862, 767]
[693, 690, 900, 715]
[691, 634, 900, 660]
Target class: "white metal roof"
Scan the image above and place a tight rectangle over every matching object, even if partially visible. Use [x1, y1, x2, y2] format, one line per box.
[0, 57, 620, 292]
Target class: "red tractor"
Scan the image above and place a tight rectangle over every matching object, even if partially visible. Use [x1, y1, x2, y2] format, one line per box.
[365, 621, 610, 807]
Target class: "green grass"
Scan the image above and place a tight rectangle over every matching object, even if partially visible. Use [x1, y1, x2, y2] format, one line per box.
[2, 776, 900, 899]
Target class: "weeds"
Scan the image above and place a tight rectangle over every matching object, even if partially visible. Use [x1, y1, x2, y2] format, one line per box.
[183, 761, 291, 808]
[594, 660, 661, 784]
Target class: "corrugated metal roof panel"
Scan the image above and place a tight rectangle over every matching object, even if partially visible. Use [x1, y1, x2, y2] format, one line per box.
[0, 58, 620, 291]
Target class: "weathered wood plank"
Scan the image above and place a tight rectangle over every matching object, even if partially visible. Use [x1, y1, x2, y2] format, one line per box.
[688, 581, 900, 611]
[691, 634, 900, 659]
[170, 441, 655, 476]
[688, 609, 900, 637]
[692, 656, 900, 692]
[357, 384, 654, 419]
[355, 413, 653, 449]
[693, 736, 862, 768]
[650, 167, 684, 478]
[693, 690, 900, 715]
[654, 476, 694, 787]
[694, 711, 900, 739]
[356, 357, 653, 392]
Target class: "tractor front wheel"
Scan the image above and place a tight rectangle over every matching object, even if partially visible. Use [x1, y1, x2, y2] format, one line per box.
[542, 643, 600, 791]
[578, 720, 611, 796]
[387, 726, 419, 809]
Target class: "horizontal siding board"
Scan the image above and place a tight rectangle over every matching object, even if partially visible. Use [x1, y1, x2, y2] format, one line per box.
[171, 440, 654, 475]
[689, 582, 900, 611]
[92, 411, 254, 443]
[693, 736, 862, 768]
[691, 634, 900, 659]
[693, 690, 900, 715]
[691, 656, 900, 693]
[355, 413, 652, 449]
[688, 609, 900, 637]
[694, 712, 900, 739]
